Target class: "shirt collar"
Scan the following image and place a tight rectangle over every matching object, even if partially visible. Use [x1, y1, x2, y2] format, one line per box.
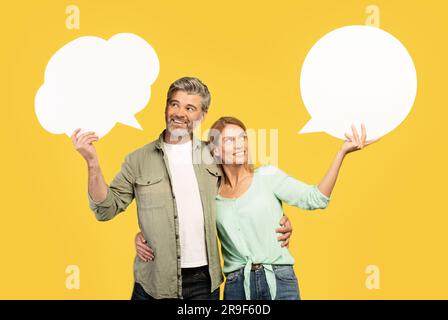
[155, 130, 202, 151]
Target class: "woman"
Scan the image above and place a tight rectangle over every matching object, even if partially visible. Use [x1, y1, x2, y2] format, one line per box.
[136, 116, 377, 300]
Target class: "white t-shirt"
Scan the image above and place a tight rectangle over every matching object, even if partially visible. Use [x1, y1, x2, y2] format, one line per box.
[163, 140, 208, 268]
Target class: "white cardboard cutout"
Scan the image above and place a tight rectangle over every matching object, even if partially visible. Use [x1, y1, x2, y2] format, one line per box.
[35, 33, 159, 138]
[299, 25, 417, 140]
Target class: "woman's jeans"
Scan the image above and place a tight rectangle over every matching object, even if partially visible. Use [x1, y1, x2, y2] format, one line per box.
[224, 265, 300, 300]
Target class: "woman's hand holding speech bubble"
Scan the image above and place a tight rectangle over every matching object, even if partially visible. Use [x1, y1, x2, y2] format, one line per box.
[340, 124, 380, 155]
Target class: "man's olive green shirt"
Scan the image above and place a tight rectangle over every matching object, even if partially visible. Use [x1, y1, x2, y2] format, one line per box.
[88, 132, 224, 299]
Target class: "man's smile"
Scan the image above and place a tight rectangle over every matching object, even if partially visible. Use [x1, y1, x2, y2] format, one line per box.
[170, 118, 188, 126]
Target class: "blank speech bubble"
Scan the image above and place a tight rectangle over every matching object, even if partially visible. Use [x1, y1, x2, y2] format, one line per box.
[35, 33, 159, 138]
[299, 25, 417, 140]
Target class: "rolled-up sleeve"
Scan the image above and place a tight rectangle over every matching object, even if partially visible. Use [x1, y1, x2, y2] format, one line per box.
[88, 155, 135, 221]
[264, 165, 330, 210]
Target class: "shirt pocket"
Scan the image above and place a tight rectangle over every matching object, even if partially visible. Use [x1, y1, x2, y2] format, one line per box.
[204, 165, 221, 190]
[225, 268, 243, 284]
[203, 165, 221, 221]
[205, 165, 220, 177]
[134, 175, 165, 209]
[273, 265, 297, 282]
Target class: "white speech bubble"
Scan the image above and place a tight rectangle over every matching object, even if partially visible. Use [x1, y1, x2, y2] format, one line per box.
[299, 25, 417, 140]
[35, 33, 159, 138]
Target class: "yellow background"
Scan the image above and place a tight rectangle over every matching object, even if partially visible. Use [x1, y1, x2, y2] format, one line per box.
[0, 0, 447, 299]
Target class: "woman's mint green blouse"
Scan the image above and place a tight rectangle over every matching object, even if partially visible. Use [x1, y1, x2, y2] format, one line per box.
[216, 165, 330, 300]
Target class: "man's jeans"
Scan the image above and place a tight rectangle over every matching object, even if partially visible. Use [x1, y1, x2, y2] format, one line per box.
[131, 265, 220, 300]
[223, 265, 300, 300]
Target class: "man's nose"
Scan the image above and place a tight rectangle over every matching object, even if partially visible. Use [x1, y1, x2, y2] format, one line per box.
[174, 107, 187, 118]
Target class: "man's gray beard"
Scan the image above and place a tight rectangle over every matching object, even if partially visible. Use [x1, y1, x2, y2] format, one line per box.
[166, 127, 191, 143]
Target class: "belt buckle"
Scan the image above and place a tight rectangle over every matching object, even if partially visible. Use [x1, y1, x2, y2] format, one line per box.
[251, 264, 263, 271]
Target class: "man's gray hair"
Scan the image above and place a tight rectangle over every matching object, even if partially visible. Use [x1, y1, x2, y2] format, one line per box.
[166, 77, 211, 113]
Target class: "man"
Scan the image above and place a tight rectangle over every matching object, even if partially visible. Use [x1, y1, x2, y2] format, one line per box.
[72, 77, 292, 299]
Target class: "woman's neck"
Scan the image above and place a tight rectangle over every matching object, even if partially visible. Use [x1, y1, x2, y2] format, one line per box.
[222, 165, 251, 189]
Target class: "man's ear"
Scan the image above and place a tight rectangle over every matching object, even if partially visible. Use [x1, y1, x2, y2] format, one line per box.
[209, 142, 218, 157]
[212, 145, 221, 158]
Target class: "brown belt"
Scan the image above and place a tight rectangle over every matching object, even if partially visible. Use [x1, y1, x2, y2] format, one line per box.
[251, 264, 263, 271]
